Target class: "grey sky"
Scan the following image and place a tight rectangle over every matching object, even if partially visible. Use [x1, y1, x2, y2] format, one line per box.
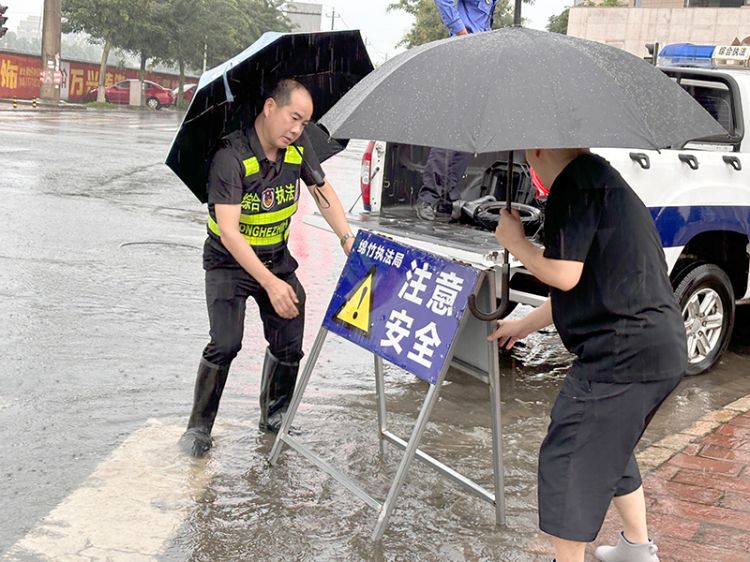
[10, 0, 571, 65]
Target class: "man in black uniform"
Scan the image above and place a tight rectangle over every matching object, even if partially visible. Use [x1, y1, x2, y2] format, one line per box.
[180, 79, 356, 457]
[490, 148, 686, 562]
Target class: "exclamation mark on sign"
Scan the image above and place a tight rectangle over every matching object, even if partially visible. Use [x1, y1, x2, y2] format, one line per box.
[334, 268, 375, 336]
[352, 287, 368, 320]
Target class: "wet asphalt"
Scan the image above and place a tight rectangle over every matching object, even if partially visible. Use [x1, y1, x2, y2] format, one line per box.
[0, 108, 749, 561]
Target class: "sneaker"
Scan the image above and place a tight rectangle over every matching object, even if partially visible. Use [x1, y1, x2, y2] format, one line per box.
[416, 201, 452, 222]
[594, 532, 659, 562]
[416, 201, 437, 221]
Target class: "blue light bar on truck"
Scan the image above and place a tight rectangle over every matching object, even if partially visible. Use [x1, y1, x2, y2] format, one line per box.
[658, 43, 715, 68]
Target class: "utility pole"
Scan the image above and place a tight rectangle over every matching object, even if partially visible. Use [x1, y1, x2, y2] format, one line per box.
[40, 0, 61, 102]
[328, 7, 340, 31]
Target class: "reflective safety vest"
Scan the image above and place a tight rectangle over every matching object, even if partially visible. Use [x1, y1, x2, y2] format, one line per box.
[207, 131, 303, 253]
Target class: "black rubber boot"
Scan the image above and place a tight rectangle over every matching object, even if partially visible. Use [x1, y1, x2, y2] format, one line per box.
[258, 348, 299, 433]
[179, 358, 229, 457]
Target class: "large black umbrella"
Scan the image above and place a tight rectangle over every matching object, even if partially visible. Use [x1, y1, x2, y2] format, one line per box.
[166, 30, 374, 203]
[320, 27, 724, 152]
[319, 27, 724, 320]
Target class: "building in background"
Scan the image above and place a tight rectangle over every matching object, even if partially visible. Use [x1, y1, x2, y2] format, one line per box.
[16, 15, 41, 40]
[568, 1, 750, 57]
[574, 1, 750, 5]
[284, 2, 323, 32]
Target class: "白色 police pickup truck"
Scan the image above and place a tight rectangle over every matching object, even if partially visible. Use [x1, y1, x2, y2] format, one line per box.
[315, 44, 750, 376]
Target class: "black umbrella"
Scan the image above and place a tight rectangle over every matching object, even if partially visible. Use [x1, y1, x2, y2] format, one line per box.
[320, 27, 724, 152]
[319, 27, 724, 320]
[166, 30, 374, 203]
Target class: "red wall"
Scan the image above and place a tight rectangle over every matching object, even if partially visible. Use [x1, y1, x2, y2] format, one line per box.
[0, 50, 196, 101]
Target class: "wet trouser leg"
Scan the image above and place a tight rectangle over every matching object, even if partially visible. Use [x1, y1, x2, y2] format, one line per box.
[418, 147, 472, 212]
[256, 273, 306, 432]
[180, 268, 249, 456]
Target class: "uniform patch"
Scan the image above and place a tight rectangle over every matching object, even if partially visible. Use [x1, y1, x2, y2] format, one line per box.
[262, 187, 275, 210]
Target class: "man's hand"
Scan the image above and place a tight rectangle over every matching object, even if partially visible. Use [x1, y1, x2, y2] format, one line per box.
[495, 208, 525, 251]
[262, 276, 300, 319]
[456, 28, 469, 36]
[488, 317, 531, 350]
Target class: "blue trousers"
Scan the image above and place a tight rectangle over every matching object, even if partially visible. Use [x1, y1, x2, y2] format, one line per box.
[418, 147, 472, 212]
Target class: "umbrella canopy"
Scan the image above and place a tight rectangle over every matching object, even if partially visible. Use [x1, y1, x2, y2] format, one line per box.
[166, 30, 374, 203]
[320, 27, 725, 153]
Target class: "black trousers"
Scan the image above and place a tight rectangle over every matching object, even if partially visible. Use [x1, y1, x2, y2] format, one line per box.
[538, 373, 682, 542]
[418, 147, 473, 212]
[201, 266, 306, 367]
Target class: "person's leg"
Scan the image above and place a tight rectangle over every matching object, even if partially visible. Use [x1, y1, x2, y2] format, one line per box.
[443, 150, 472, 208]
[418, 147, 447, 207]
[551, 537, 586, 562]
[181, 268, 248, 456]
[614, 484, 648, 544]
[417, 147, 453, 220]
[594, 376, 682, 561]
[255, 273, 306, 432]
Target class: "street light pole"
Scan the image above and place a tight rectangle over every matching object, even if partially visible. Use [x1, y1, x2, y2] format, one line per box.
[40, 0, 61, 102]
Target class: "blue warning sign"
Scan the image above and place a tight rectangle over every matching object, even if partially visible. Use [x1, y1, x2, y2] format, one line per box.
[323, 231, 480, 384]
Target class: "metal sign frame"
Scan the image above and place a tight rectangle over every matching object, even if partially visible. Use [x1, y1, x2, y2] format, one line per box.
[268, 267, 504, 542]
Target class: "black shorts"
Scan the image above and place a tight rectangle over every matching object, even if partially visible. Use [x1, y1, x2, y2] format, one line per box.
[538, 373, 682, 542]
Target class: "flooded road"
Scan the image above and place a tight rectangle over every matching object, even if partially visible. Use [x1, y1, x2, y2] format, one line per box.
[1, 109, 749, 561]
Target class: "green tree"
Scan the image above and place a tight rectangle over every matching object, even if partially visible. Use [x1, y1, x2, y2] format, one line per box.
[547, 7, 569, 34]
[62, 0, 135, 102]
[112, 0, 171, 105]
[158, 0, 290, 103]
[388, 0, 533, 49]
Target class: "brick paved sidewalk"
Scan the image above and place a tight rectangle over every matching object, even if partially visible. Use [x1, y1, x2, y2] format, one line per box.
[593, 394, 750, 562]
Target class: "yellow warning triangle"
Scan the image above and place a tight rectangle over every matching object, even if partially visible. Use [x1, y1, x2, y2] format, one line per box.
[335, 269, 375, 335]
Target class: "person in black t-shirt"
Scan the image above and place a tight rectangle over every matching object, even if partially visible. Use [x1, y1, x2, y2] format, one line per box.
[179, 80, 357, 457]
[490, 148, 686, 562]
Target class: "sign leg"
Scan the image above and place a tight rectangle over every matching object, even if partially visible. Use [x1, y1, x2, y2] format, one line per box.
[485, 272, 506, 525]
[374, 355, 387, 456]
[268, 327, 329, 465]
[371, 379, 444, 542]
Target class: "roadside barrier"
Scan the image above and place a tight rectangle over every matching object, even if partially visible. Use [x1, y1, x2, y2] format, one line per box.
[270, 230, 507, 541]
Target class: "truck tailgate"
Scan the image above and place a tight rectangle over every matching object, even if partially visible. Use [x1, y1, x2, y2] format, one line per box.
[304, 210, 516, 270]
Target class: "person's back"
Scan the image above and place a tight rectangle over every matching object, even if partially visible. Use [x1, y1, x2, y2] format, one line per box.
[435, 0, 495, 35]
[543, 153, 687, 382]
[493, 148, 685, 561]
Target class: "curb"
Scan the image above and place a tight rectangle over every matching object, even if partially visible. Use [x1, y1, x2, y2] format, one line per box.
[637, 393, 750, 472]
[0, 98, 88, 112]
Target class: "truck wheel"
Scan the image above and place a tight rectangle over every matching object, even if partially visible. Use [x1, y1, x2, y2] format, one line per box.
[674, 264, 735, 376]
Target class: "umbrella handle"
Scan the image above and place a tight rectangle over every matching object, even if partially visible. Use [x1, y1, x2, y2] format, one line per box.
[469, 150, 516, 322]
[468, 263, 512, 322]
[295, 132, 326, 187]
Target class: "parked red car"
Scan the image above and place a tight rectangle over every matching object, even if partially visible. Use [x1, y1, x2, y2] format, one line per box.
[85, 79, 175, 109]
[171, 83, 197, 104]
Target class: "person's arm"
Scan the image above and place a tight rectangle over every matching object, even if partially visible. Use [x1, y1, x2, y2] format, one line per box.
[214, 204, 300, 319]
[487, 299, 553, 349]
[308, 178, 356, 255]
[496, 209, 583, 291]
[434, 0, 468, 35]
